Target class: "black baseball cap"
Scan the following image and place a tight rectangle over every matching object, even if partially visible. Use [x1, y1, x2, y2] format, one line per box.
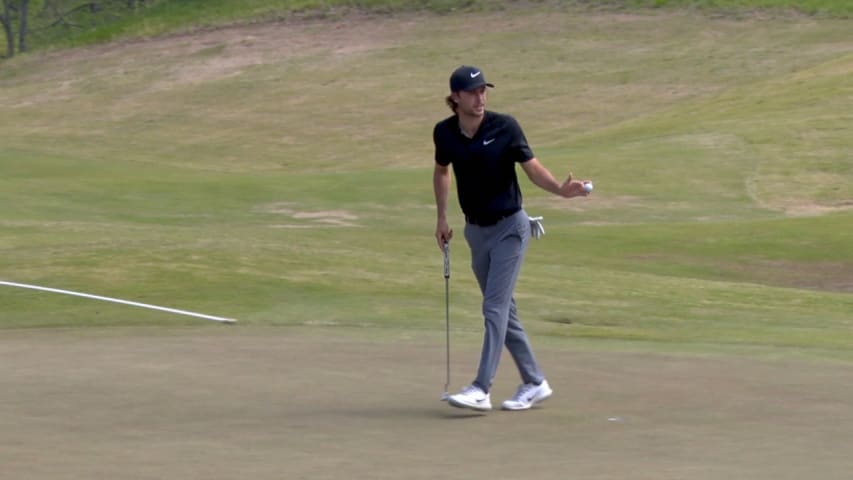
[449, 65, 495, 92]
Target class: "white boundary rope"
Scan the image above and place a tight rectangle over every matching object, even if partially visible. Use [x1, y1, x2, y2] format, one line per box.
[1, 280, 237, 324]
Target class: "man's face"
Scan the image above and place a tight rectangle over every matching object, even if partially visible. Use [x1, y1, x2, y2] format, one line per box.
[452, 86, 487, 117]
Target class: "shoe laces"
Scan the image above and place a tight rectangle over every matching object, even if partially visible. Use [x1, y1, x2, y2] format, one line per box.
[461, 385, 484, 396]
[512, 383, 537, 401]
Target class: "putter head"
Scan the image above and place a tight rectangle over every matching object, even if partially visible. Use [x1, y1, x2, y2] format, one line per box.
[440, 391, 449, 401]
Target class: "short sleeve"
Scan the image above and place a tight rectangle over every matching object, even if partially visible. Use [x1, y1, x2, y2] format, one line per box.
[506, 116, 535, 163]
[433, 123, 451, 166]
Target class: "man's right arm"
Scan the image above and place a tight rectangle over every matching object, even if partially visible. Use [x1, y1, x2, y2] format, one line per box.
[433, 163, 453, 248]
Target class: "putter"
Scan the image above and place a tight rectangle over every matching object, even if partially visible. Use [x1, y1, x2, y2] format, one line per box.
[440, 241, 451, 401]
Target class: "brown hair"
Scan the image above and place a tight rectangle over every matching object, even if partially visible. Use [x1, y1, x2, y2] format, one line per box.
[445, 95, 458, 113]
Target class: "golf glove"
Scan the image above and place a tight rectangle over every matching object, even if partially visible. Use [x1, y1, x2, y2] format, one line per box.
[528, 216, 545, 240]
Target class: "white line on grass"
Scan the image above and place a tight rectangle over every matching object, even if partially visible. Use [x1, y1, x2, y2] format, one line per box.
[0, 280, 237, 324]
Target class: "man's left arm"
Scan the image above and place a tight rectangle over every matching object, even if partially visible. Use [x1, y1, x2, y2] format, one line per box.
[520, 158, 589, 199]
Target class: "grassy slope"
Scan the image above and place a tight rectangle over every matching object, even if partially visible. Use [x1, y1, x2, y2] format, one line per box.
[19, 0, 853, 52]
[1, 7, 851, 358]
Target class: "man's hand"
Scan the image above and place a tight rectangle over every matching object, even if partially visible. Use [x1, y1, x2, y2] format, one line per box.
[436, 220, 453, 249]
[558, 172, 592, 199]
[521, 160, 591, 199]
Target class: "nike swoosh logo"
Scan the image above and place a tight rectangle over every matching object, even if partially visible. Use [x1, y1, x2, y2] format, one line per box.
[470, 71, 482, 78]
[483, 138, 495, 145]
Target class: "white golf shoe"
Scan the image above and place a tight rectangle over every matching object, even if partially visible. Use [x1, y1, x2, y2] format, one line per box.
[447, 385, 492, 411]
[501, 379, 553, 411]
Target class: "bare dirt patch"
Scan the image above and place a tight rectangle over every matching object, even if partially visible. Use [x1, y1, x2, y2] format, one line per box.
[255, 202, 360, 227]
[1, 328, 852, 480]
[784, 202, 853, 217]
[2, 12, 425, 111]
[45, 13, 418, 85]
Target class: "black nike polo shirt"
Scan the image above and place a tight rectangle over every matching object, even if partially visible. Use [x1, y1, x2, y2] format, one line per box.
[433, 111, 535, 225]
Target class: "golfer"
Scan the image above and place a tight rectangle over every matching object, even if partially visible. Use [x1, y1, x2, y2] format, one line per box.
[433, 65, 591, 411]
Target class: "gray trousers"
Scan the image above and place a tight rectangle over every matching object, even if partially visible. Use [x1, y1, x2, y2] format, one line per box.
[464, 209, 544, 393]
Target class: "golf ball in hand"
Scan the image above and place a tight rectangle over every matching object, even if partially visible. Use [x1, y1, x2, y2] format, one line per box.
[583, 182, 594, 193]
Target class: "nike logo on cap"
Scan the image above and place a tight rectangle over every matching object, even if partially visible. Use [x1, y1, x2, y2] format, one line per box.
[483, 138, 495, 145]
[470, 71, 482, 78]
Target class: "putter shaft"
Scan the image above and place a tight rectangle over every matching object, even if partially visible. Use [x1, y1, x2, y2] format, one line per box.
[443, 242, 450, 396]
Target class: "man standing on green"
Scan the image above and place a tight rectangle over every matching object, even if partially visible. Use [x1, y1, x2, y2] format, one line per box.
[433, 65, 591, 411]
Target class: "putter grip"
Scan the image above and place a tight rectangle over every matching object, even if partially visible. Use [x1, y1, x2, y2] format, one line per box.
[443, 242, 450, 279]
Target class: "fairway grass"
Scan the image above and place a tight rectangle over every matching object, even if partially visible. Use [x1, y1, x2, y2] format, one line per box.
[1, 9, 851, 358]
